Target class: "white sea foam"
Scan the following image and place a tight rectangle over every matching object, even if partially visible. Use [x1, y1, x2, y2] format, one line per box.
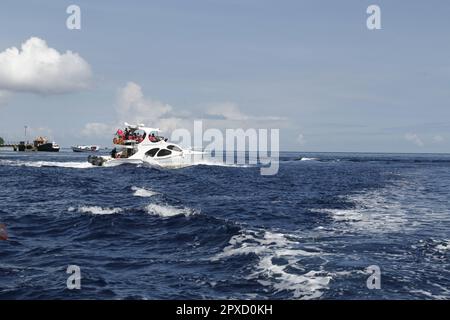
[314, 183, 412, 233]
[0, 159, 94, 169]
[142, 155, 252, 170]
[131, 186, 158, 197]
[435, 240, 450, 252]
[300, 157, 318, 161]
[212, 230, 331, 299]
[145, 203, 197, 218]
[318, 174, 450, 235]
[0, 156, 251, 170]
[36, 161, 94, 168]
[68, 206, 123, 215]
[316, 208, 364, 222]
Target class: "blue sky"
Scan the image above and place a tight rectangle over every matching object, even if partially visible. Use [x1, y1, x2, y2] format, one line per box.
[0, 0, 449, 152]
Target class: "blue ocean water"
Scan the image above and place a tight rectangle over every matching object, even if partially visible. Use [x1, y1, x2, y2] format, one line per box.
[0, 150, 449, 299]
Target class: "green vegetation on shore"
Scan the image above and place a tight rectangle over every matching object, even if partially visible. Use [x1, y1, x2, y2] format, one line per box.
[0, 137, 4, 145]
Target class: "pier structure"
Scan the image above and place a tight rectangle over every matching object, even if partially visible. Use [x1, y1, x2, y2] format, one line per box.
[0, 141, 35, 151]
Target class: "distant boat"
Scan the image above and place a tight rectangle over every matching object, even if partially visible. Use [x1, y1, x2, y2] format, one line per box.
[18, 137, 60, 152]
[72, 145, 100, 153]
[37, 141, 60, 152]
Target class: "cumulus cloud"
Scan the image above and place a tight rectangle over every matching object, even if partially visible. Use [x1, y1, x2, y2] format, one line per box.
[82, 82, 188, 136]
[404, 133, 424, 147]
[116, 82, 172, 124]
[116, 81, 190, 132]
[0, 37, 92, 94]
[81, 82, 288, 139]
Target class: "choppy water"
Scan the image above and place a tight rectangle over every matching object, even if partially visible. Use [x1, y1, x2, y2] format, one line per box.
[0, 150, 449, 299]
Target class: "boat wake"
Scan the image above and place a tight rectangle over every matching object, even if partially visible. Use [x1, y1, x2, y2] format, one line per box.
[68, 206, 123, 215]
[436, 240, 450, 252]
[0, 157, 250, 170]
[0, 159, 95, 169]
[212, 229, 332, 299]
[66, 202, 197, 218]
[299, 157, 319, 161]
[313, 180, 415, 233]
[131, 186, 158, 197]
[140, 156, 253, 170]
[145, 203, 198, 218]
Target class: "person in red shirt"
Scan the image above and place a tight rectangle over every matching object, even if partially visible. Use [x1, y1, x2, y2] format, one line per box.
[149, 133, 158, 142]
[0, 223, 7, 241]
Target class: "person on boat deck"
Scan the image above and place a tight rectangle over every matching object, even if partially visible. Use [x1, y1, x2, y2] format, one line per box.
[149, 133, 158, 142]
[111, 147, 117, 158]
[0, 223, 7, 241]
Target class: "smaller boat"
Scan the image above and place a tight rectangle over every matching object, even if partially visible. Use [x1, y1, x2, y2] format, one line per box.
[72, 145, 100, 153]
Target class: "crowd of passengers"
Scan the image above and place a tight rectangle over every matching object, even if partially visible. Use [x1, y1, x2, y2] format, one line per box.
[114, 128, 166, 145]
[111, 128, 168, 159]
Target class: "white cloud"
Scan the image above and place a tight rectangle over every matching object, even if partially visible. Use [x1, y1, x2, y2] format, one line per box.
[297, 133, 306, 145]
[81, 82, 289, 140]
[433, 135, 444, 143]
[82, 82, 186, 137]
[81, 122, 114, 137]
[117, 82, 172, 125]
[404, 133, 424, 147]
[206, 102, 287, 122]
[0, 37, 92, 94]
[157, 117, 188, 133]
[206, 102, 248, 121]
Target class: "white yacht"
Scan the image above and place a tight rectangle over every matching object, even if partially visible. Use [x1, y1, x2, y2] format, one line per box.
[87, 123, 197, 167]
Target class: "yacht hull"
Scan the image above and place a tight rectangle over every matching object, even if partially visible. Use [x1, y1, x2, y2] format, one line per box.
[87, 155, 142, 167]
